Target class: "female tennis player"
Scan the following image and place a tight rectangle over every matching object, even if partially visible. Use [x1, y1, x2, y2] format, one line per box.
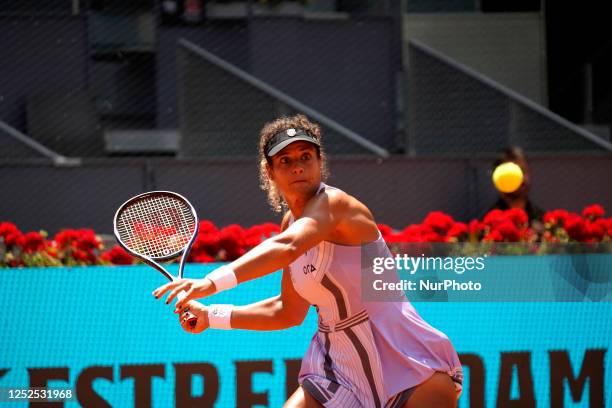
[153, 115, 463, 408]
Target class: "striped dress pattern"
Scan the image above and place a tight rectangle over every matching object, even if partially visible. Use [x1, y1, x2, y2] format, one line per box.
[288, 183, 463, 408]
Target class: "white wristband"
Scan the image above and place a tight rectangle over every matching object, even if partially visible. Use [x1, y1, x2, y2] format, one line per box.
[205, 265, 238, 293]
[208, 304, 233, 329]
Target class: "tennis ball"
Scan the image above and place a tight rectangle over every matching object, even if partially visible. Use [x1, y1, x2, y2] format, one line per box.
[492, 162, 523, 193]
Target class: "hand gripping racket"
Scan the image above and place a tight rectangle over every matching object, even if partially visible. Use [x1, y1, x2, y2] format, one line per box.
[113, 191, 199, 328]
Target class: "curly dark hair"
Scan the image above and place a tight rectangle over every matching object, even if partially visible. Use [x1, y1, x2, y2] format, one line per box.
[258, 114, 329, 213]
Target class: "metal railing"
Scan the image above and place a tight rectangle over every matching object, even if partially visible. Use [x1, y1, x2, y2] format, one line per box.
[407, 39, 612, 155]
[178, 39, 390, 158]
[0, 120, 79, 165]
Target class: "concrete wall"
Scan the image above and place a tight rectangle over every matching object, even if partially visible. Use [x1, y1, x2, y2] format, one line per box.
[0, 16, 89, 131]
[248, 18, 397, 149]
[156, 22, 250, 129]
[403, 12, 547, 105]
[156, 17, 397, 149]
[1, 154, 610, 234]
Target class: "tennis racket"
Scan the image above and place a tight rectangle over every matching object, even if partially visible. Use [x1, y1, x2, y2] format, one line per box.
[113, 191, 199, 328]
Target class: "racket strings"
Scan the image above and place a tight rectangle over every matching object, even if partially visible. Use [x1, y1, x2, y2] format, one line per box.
[117, 195, 196, 258]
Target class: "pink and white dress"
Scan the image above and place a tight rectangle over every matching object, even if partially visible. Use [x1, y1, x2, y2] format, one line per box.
[288, 183, 463, 408]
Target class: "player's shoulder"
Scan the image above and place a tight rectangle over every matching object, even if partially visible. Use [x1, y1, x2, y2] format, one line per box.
[303, 183, 367, 219]
[321, 183, 355, 204]
[318, 183, 364, 215]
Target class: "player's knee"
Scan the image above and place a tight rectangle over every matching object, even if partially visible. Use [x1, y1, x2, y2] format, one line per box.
[403, 372, 457, 408]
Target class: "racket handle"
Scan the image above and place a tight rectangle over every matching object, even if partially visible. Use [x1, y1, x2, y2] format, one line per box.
[176, 291, 198, 329]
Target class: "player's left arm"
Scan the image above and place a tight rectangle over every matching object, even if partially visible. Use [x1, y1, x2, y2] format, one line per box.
[155, 190, 347, 307]
[228, 189, 346, 282]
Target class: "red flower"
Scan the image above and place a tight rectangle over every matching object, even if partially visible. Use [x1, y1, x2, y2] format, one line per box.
[8, 259, 23, 267]
[496, 221, 521, 242]
[402, 225, 423, 242]
[75, 229, 102, 251]
[245, 225, 264, 248]
[101, 246, 134, 265]
[377, 224, 393, 238]
[386, 231, 408, 243]
[483, 230, 503, 242]
[4, 231, 24, 247]
[422, 231, 445, 242]
[54, 229, 80, 248]
[468, 219, 485, 237]
[191, 231, 221, 258]
[582, 204, 605, 220]
[519, 226, 537, 242]
[505, 208, 529, 226]
[259, 222, 280, 238]
[0, 222, 19, 238]
[22, 231, 46, 253]
[543, 209, 570, 226]
[542, 230, 559, 243]
[46, 242, 59, 257]
[243, 223, 279, 248]
[586, 219, 606, 241]
[51, 229, 102, 264]
[564, 214, 587, 242]
[423, 211, 455, 233]
[73, 249, 93, 263]
[199, 220, 219, 234]
[483, 209, 508, 228]
[446, 222, 468, 240]
[219, 224, 247, 260]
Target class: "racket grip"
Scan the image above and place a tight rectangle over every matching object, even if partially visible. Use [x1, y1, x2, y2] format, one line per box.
[176, 291, 198, 329]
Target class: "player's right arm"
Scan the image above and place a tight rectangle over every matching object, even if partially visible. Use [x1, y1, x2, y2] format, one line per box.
[178, 212, 310, 332]
[227, 265, 310, 330]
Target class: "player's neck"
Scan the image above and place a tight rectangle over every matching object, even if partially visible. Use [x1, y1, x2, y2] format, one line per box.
[286, 198, 308, 219]
[283, 183, 320, 218]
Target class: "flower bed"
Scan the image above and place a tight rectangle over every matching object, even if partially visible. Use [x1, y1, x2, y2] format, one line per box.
[1, 205, 610, 267]
[382, 204, 611, 244]
[0, 221, 281, 267]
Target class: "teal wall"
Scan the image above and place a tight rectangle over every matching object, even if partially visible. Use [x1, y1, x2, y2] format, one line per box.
[1, 263, 610, 407]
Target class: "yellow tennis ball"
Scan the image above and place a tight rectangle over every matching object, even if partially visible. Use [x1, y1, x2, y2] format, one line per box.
[492, 162, 523, 193]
